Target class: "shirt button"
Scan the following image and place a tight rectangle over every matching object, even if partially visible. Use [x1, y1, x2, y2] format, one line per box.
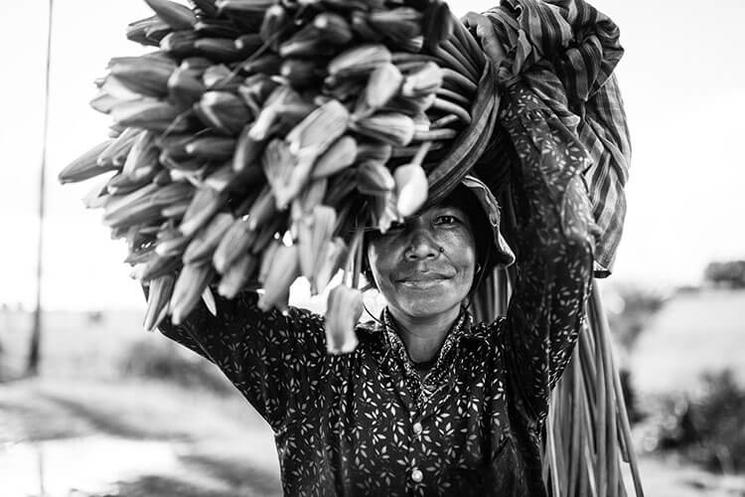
[411, 468, 423, 483]
[413, 422, 423, 436]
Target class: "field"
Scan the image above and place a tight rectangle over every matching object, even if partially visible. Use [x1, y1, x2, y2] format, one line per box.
[1, 290, 744, 496]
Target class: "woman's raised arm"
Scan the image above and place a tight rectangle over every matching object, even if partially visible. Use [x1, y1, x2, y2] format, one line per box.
[499, 80, 595, 422]
[153, 290, 327, 433]
[464, 0, 627, 422]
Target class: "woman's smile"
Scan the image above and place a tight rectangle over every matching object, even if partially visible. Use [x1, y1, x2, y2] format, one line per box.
[398, 276, 450, 289]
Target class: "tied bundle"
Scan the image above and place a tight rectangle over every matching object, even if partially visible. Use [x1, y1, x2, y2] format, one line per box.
[58, 0, 497, 353]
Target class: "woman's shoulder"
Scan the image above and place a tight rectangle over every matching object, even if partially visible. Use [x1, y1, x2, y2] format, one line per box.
[468, 316, 509, 350]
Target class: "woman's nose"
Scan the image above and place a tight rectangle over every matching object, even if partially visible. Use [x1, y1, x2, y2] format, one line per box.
[404, 229, 440, 260]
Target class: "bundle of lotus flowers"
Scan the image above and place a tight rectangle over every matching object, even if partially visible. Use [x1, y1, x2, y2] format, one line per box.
[59, 0, 500, 346]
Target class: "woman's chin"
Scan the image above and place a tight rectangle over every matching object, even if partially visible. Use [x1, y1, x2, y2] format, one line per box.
[393, 286, 462, 319]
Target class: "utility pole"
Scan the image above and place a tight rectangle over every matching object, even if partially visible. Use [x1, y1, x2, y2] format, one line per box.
[28, 0, 54, 375]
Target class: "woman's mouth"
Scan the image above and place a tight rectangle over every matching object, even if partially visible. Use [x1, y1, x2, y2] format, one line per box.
[397, 274, 452, 289]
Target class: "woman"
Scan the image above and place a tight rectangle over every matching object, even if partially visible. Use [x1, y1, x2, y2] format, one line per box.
[155, 11, 599, 497]
[157, 118, 593, 497]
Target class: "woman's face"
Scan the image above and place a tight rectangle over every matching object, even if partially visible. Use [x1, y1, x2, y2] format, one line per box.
[367, 204, 477, 321]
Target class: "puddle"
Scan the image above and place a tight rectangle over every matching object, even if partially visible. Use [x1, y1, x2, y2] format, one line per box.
[0, 436, 183, 497]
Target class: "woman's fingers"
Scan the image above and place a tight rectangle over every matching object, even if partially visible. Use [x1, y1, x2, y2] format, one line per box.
[460, 12, 507, 65]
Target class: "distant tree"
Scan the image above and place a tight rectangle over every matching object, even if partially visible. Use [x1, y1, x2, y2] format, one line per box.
[606, 285, 669, 423]
[607, 286, 668, 351]
[704, 260, 745, 288]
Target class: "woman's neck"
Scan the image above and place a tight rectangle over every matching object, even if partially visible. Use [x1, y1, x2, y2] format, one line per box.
[387, 305, 461, 363]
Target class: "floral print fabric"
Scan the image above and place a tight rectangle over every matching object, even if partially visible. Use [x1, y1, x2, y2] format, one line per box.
[157, 79, 594, 497]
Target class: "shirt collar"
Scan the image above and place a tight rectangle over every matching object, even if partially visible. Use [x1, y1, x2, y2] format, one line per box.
[357, 307, 477, 381]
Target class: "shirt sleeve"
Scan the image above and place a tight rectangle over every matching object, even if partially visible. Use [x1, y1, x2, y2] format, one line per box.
[499, 80, 595, 422]
[154, 290, 327, 433]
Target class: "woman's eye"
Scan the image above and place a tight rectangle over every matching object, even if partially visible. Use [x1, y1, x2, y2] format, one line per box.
[436, 215, 457, 225]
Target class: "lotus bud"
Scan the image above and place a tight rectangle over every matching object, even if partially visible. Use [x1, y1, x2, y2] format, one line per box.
[81, 177, 111, 209]
[196, 91, 251, 135]
[328, 44, 392, 78]
[202, 64, 242, 91]
[202, 287, 217, 316]
[313, 237, 347, 294]
[106, 164, 160, 195]
[311, 135, 358, 180]
[314, 12, 353, 45]
[143, 274, 176, 331]
[102, 184, 162, 229]
[285, 99, 349, 158]
[58, 140, 117, 184]
[356, 142, 392, 164]
[183, 212, 235, 264]
[356, 161, 395, 195]
[140, 253, 181, 282]
[109, 55, 176, 97]
[179, 186, 225, 237]
[350, 11, 383, 42]
[160, 31, 198, 57]
[218, 253, 258, 298]
[235, 33, 263, 53]
[394, 163, 428, 218]
[215, 0, 275, 13]
[90, 92, 123, 114]
[281, 59, 321, 89]
[168, 67, 206, 108]
[144, 0, 197, 30]
[240, 53, 282, 75]
[238, 74, 279, 116]
[155, 228, 190, 257]
[212, 216, 254, 274]
[350, 112, 415, 147]
[258, 244, 300, 313]
[246, 187, 277, 231]
[195, 37, 249, 62]
[356, 63, 403, 118]
[401, 61, 443, 98]
[260, 4, 289, 51]
[111, 99, 183, 132]
[297, 205, 337, 281]
[368, 8, 422, 45]
[170, 263, 215, 325]
[325, 284, 362, 354]
[291, 179, 328, 221]
[423, 0, 454, 50]
[258, 239, 281, 285]
[184, 136, 236, 161]
[249, 86, 302, 141]
[127, 15, 168, 46]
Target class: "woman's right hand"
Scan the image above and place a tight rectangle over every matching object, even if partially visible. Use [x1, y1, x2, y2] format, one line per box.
[460, 12, 507, 67]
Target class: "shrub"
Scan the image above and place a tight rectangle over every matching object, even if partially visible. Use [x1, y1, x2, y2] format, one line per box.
[655, 369, 745, 473]
[119, 339, 234, 395]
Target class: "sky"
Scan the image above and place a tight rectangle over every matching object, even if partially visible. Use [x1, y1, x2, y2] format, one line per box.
[0, 0, 743, 310]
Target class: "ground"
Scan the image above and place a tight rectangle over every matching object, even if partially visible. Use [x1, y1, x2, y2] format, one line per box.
[1, 293, 745, 496]
[0, 377, 282, 497]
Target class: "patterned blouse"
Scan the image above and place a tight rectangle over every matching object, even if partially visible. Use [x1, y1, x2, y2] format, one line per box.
[157, 80, 595, 497]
